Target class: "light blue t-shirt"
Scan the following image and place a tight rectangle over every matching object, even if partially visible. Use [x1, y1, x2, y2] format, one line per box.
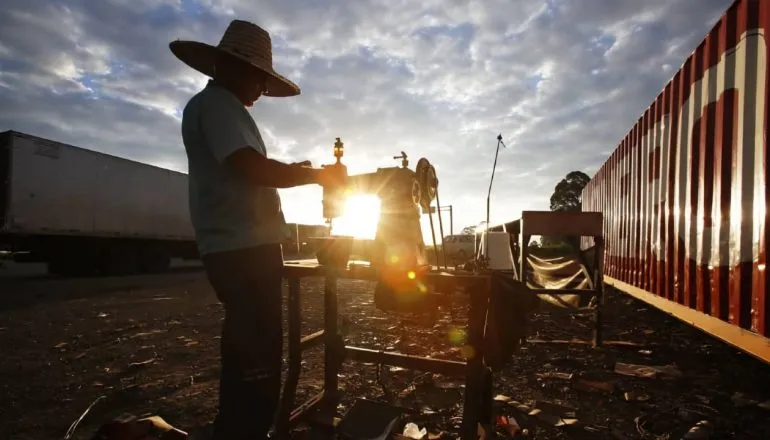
[181, 81, 288, 256]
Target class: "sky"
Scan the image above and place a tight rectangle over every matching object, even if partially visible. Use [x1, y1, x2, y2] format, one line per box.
[0, 0, 733, 240]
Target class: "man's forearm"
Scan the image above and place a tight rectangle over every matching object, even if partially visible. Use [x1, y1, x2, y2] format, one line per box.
[260, 157, 320, 188]
[224, 148, 324, 188]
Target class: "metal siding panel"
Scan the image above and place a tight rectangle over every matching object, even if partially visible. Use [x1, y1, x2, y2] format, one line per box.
[612, 147, 618, 279]
[608, 152, 616, 278]
[620, 139, 628, 282]
[639, 111, 647, 291]
[668, 69, 681, 304]
[625, 131, 631, 283]
[648, 103, 658, 294]
[658, 87, 672, 299]
[582, 0, 770, 362]
[0, 131, 10, 229]
[713, 10, 736, 321]
[642, 109, 651, 293]
[5, 133, 195, 240]
[619, 144, 625, 281]
[728, 1, 752, 330]
[675, 57, 690, 307]
[740, 0, 765, 334]
[696, 26, 717, 313]
[635, 119, 640, 289]
[759, 0, 770, 337]
[626, 138, 633, 283]
[9, 136, 100, 234]
[627, 134, 633, 285]
[687, 39, 704, 310]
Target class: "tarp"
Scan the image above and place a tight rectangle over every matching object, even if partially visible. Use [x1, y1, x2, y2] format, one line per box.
[524, 254, 592, 309]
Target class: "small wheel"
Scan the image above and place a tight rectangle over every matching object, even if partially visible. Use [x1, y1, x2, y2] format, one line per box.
[416, 158, 438, 211]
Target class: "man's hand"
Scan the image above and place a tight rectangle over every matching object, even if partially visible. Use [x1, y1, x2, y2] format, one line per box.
[223, 149, 348, 188]
[317, 163, 347, 188]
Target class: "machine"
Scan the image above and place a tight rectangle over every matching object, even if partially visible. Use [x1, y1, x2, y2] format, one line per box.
[275, 138, 541, 440]
[317, 137, 445, 313]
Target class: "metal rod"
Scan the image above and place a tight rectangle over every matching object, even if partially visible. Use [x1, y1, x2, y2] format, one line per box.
[428, 207, 440, 267]
[300, 329, 325, 351]
[528, 288, 597, 296]
[437, 205, 453, 236]
[485, 135, 505, 267]
[435, 191, 447, 269]
[289, 392, 325, 426]
[345, 346, 466, 376]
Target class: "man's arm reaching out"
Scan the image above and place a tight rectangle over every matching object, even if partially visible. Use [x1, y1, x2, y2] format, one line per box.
[223, 147, 322, 189]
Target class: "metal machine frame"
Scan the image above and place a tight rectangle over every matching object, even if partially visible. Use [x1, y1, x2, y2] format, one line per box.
[275, 261, 495, 440]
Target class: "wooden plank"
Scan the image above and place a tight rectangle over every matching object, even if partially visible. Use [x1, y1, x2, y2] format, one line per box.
[606, 276, 770, 365]
[521, 210, 603, 237]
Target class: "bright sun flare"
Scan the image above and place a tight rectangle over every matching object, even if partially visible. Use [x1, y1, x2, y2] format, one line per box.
[331, 195, 381, 239]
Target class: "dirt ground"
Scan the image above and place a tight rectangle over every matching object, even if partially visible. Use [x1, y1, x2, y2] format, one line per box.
[1, 262, 770, 440]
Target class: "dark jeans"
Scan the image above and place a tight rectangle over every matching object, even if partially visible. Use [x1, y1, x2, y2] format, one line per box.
[202, 244, 284, 440]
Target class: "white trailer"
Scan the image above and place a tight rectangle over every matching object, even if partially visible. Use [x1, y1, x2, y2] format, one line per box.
[0, 130, 198, 275]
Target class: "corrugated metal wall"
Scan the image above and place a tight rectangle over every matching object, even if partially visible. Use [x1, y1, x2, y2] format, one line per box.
[582, 0, 770, 361]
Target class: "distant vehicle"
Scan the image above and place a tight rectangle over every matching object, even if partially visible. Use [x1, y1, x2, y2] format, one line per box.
[442, 234, 475, 261]
[0, 130, 199, 276]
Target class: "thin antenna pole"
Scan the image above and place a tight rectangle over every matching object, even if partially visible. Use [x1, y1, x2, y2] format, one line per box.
[485, 134, 506, 267]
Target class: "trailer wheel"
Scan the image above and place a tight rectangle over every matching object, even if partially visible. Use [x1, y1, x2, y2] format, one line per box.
[100, 245, 140, 276]
[139, 247, 171, 273]
[48, 250, 100, 277]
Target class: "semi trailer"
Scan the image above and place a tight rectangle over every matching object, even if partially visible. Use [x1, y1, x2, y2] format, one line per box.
[581, 0, 770, 364]
[0, 130, 199, 276]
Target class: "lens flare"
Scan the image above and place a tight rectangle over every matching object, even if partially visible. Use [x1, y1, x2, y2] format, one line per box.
[448, 327, 467, 345]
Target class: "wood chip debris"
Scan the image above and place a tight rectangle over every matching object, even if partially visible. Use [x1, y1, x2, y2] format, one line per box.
[128, 358, 156, 369]
[614, 362, 682, 379]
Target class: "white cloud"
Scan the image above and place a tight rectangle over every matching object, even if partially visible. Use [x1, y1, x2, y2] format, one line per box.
[0, 0, 733, 238]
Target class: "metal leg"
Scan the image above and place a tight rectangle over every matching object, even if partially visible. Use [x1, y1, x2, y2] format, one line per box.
[593, 238, 605, 348]
[460, 279, 491, 440]
[593, 270, 604, 348]
[276, 277, 302, 438]
[322, 274, 340, 420]
[480, 368, 494, 425]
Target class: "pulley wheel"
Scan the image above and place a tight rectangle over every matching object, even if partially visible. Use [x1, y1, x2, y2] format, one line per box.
[416, 158, 438, 211]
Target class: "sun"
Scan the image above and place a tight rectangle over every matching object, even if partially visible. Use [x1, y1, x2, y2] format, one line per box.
[330, 194, 381, 239]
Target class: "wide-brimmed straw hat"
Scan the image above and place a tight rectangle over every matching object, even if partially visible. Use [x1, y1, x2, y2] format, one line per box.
[169, 19, 300, 97]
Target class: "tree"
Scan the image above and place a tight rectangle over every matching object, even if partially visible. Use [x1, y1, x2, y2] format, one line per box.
[549, 171, 591, 212]
[542, 170, 591, 248]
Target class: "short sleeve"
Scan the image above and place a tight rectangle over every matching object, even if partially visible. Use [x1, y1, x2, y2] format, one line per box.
[199, 90, 257, 164]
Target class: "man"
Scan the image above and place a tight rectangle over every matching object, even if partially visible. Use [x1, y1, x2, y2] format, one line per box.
[169, 20, 345, 440]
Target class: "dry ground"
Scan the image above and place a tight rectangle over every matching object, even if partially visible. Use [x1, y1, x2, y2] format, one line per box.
[1, 261, 770, 439]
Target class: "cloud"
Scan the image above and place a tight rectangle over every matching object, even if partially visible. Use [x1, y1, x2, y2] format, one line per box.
[0, 0, 733, 238]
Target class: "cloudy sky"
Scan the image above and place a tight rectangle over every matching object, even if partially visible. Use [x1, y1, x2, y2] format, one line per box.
[0, 0, 732, 238]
